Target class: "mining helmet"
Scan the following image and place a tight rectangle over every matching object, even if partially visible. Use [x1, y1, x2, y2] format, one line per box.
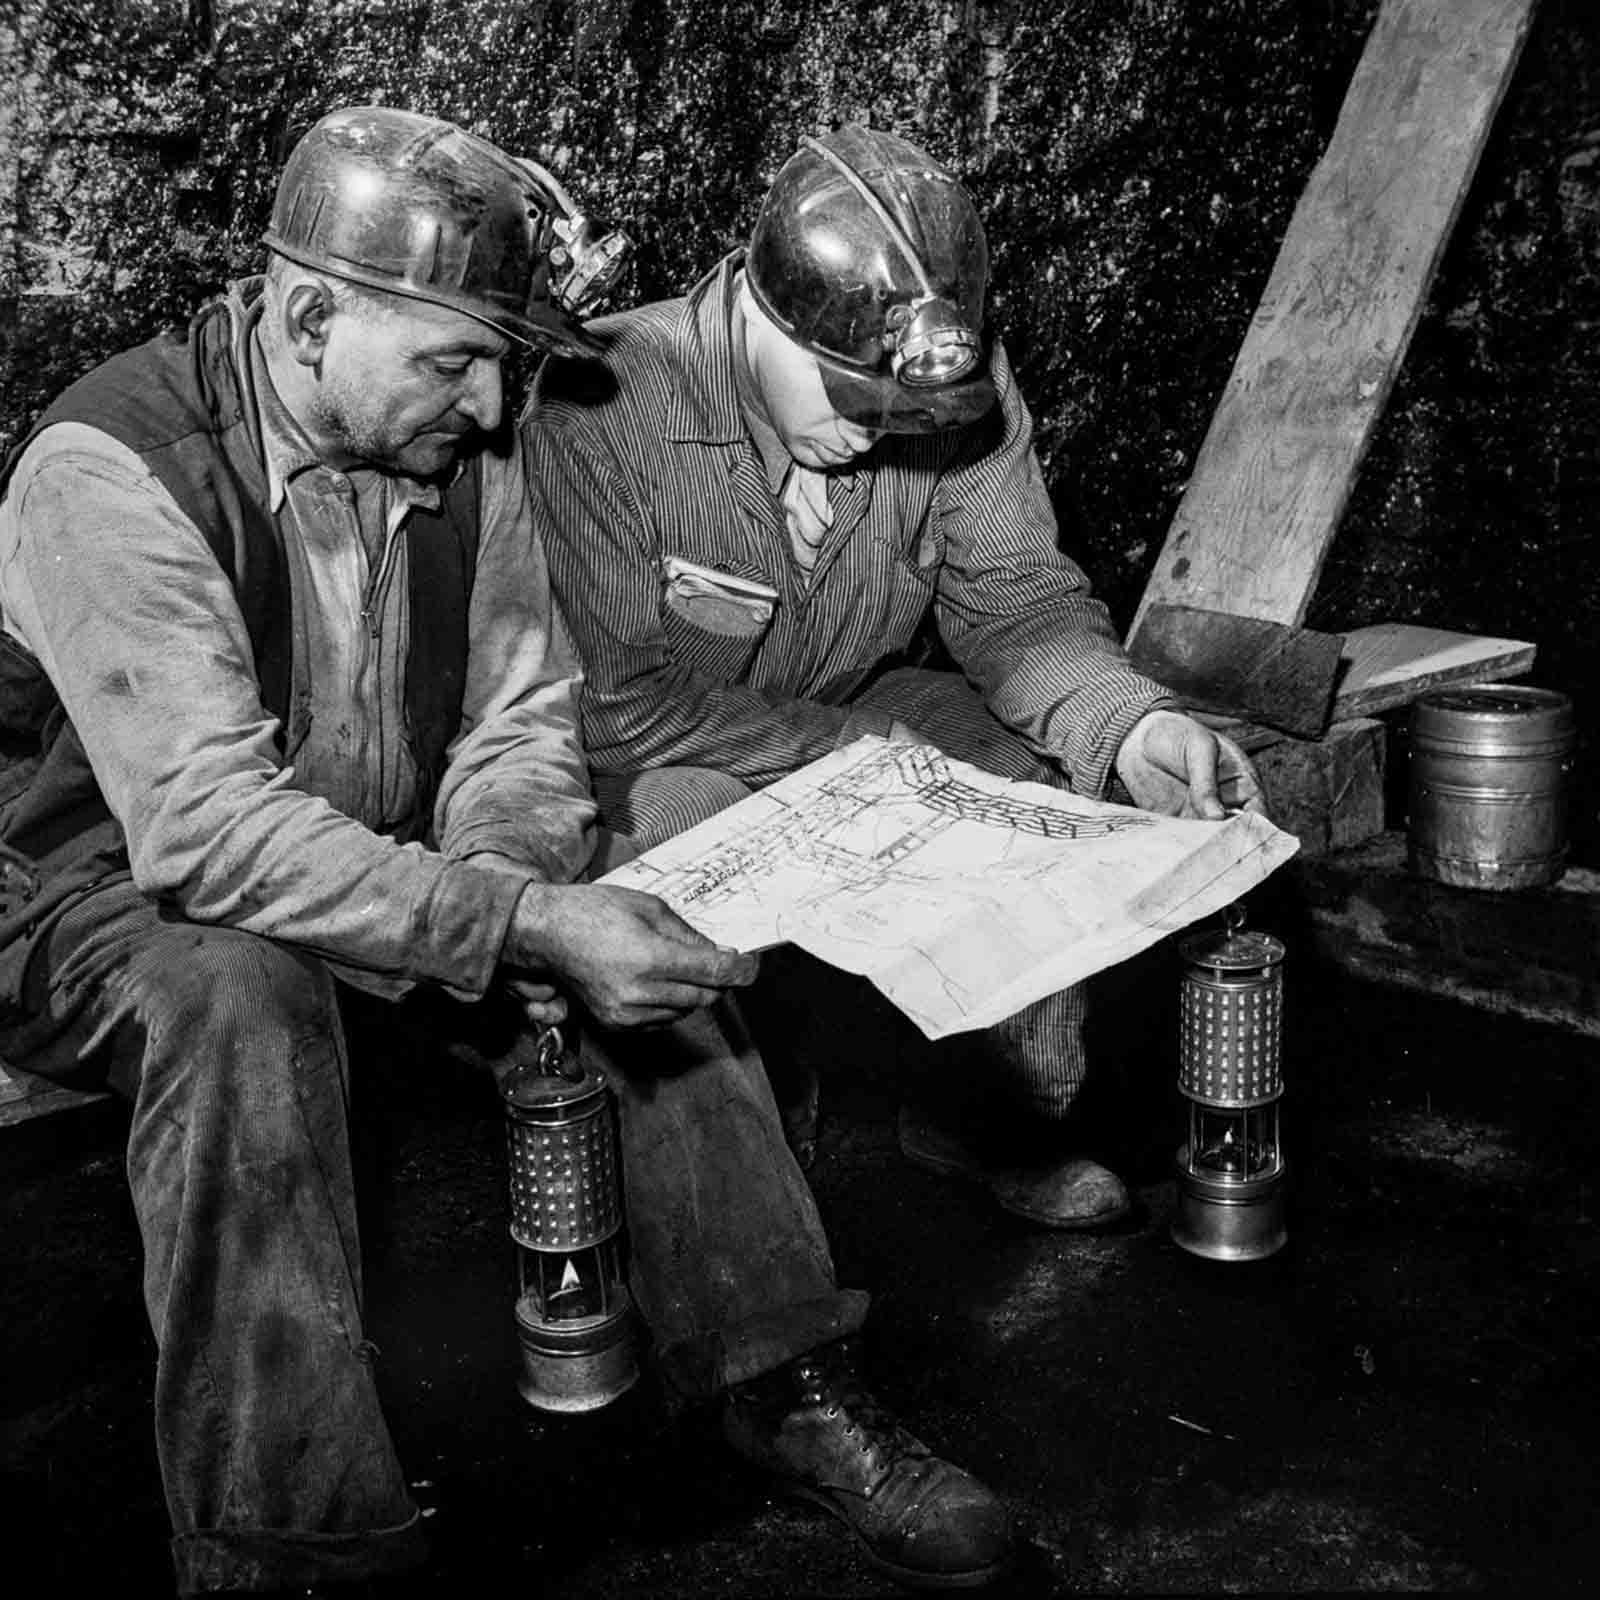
[744, 124, 995, 434]
[263, 106, 631, 357]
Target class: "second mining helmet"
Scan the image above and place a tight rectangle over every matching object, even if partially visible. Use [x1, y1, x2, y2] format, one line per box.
[744, 124, 996, 434]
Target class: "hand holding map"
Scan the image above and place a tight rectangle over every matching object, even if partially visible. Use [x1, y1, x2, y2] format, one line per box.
[600, 737, 1299, 1039]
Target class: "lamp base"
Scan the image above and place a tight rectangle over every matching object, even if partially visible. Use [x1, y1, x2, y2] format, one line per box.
[1171, 1150, 1287, 1262]
[514, 1288, 639, 1414]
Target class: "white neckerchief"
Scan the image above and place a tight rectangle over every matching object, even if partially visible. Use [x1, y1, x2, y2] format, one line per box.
[781, 460, 834, 572]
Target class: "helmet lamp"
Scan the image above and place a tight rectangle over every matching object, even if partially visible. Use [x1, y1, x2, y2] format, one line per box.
[891, 297, 982, 386]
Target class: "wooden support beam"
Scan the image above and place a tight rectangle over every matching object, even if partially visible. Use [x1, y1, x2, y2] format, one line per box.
[1127, 603, 1345, 737]
[1130, 0, 1538, 636]
[1255, 717, 1388, 857]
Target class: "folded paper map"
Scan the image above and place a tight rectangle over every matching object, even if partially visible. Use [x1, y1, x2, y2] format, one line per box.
[600, 737, 1300, 1039]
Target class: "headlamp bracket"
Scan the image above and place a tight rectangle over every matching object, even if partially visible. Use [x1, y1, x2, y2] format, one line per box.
[517, 157, 633, 318]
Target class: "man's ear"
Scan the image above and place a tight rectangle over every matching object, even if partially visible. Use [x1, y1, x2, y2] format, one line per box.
[281, 277, 339, 368]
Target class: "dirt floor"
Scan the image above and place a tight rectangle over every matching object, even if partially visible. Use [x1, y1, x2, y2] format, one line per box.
[3, 918, 1598, 1596]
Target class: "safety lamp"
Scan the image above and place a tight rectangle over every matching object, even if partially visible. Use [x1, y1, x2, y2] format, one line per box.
[501, 1026, 638, 1413]
[1172, 904, 1288, 1262]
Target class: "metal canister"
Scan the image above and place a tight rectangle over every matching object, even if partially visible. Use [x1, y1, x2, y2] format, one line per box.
[1407, 684, 1576, 891]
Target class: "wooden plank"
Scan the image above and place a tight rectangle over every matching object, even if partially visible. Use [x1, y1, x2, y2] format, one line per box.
[0, 1059, 108, 1128]
[1331, 621, 1536, 719]
[1130, 0, 1538, 636]
[1126, 603, 1345, 737]
[1253, 717, 1388, 858]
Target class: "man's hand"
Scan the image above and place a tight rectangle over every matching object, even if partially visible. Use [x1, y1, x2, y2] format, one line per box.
[501, 976, 570, 1029]
[1113, 709, 1266, 819]
[505, 881, 759, 1030]
[462, 851, 574, 1028]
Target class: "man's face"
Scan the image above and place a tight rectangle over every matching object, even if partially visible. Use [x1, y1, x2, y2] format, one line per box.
[310, 294, 510, 478]
[741, 291, 883, 470]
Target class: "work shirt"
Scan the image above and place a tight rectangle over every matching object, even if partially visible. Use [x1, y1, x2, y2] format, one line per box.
[0, 291, 595, 998]
[524, 254, 1172, 798]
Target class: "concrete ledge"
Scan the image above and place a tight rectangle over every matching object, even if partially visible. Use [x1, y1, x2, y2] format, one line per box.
[1294, 829, 1600, 1038]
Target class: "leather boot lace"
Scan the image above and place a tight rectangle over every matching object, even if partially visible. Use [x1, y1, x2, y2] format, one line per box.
[789, 1343, 925, 1494]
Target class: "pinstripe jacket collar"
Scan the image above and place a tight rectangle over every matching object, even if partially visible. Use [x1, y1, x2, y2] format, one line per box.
[664, 254, 752, 446]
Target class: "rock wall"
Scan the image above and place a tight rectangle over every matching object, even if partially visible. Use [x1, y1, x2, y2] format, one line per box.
[3, 0, 1596, 849]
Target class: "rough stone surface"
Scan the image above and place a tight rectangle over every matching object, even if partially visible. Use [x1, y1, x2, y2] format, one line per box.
[2, 0, 1595, 853]
[1293, 827, 1600, 1037]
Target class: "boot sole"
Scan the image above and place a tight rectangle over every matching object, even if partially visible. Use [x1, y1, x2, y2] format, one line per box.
[992, 1192, 1133, 1232]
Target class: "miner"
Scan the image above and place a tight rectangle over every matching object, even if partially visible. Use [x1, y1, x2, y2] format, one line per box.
[523, 123, 1264, 1230]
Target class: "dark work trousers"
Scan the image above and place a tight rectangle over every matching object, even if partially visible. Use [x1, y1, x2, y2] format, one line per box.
[0, 874, 864, 1594]
[592, 667, 1093, 1135]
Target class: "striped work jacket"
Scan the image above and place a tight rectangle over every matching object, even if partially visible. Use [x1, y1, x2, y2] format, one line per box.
[523, 253, 1170, 798]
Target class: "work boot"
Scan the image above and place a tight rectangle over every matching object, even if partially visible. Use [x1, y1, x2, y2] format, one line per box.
[723, 1340, 1015, 1589]
[898, 1106, 1131, 1231]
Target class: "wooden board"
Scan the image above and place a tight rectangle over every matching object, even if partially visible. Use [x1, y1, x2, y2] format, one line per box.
[1254, 717, 1388, 858]
[1130, 0, 1538, 636]
[1332, 621, 1536, 719]
[1127, 603, 1345, 737]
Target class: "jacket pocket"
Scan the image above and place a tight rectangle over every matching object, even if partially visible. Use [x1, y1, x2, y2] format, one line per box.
[660, 556, 779, 682]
